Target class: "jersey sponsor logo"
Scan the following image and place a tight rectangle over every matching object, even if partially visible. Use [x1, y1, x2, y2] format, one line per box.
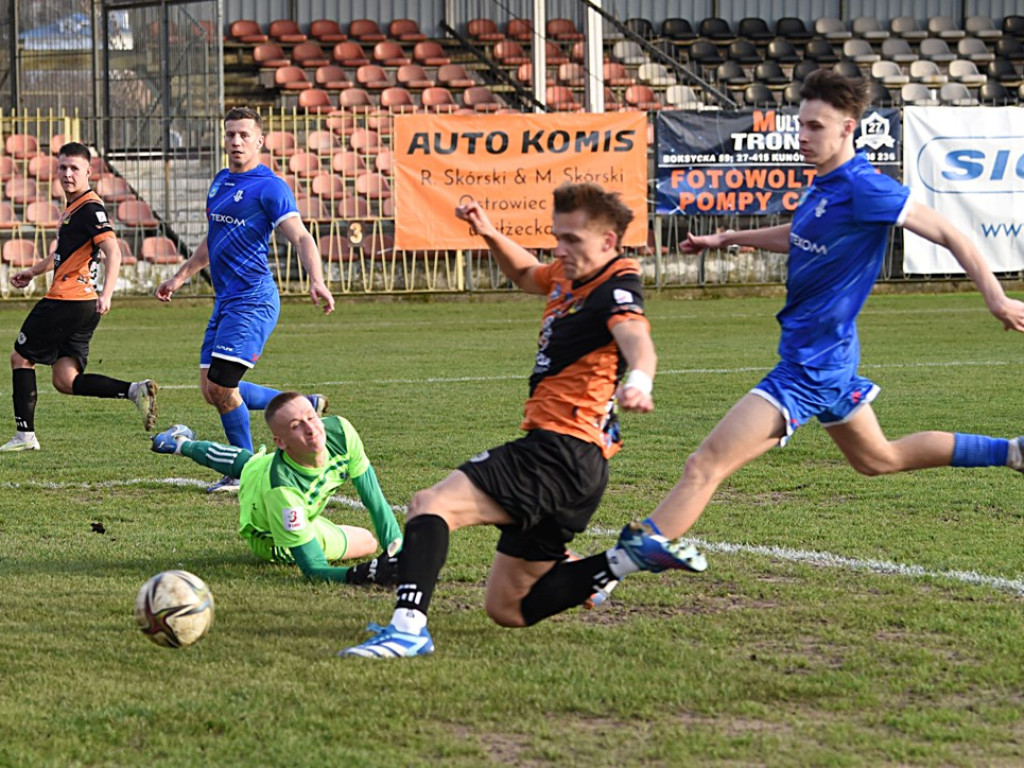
[613, 288, 634, 304]
[282, 507, 306, 531]
[789, 231, 828, 255]
[95, 210, 108, 224]
[209, 212, 246, 226]
[468, 450, 490, 463]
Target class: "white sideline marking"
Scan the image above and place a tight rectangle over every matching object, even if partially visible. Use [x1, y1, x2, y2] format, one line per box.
[6, 475, 1021, 597]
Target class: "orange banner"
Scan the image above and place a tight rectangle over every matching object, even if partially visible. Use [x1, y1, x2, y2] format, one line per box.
[393, 112, 648, 249]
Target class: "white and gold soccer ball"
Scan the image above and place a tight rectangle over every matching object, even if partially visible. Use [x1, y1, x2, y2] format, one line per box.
[135, 570, 214, 648]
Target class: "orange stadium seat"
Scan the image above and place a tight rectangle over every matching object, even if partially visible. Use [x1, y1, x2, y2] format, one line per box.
[264, 131, 297, 157]
[2, 238, 39, 268]
[28, 155, 58, 181]
[115, 237, 137, 265]
[338, 88, 376, 113]
[624, 84, 662, 110]
[413, 41, 450, 66]
[468, 18, 503, 43]
[298, 88, 335, 113]
[506, 18, 533, 41]
[436, 63, 474, 89]
[6, 177, 44, 205]
[140, 236, 182, 264]
[288, 151, 323, 177]
[6, 134, 40, 159]
[545, 85, 582, 111]
[307, 130, 341, 155]
[349, 19, 386, 43]
[296, 195, 332, 224]
[420, 86, 458, 112]
[310, 173, 347, 201]
[269, 19, 305, 43]
[380, 86, 419, 113]
[462, 86, 503, 112]
[335, 192, 372, 220]
[493, 40, 529, 66]
[314, 65, 352, 90]
[355, 171, 391, 203]
[356, 64, 394, 90]
[252, 42, 290, 68]
[229, 19, 268, 43]
[325, 114, 358, 138]
[546, 18, 583, 41]
[310, 19, 346, 43]
[274, 66, 313, 90]
[396, 64, 435, 89]
[0, 201, 22, 230]
[390, 19, 427, 42]
[545, 40, 569, 66]
[332, 41, 370, 67]
[0, 156, 17, 182]
[115, 200, 160, 228]
[372, 40, 411, 66]
[331, 150, 366, 177]
[291, 41, 330, 68]
[349, 128, 382, 155]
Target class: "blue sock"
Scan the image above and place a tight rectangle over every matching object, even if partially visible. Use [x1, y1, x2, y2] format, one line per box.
[951, 433, 1008, 467]
[220, 404, 253, 451]
[238, 381, 280, 411]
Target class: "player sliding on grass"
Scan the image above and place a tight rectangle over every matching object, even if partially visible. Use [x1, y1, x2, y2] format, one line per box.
[613, 69, 1024, 575]
[341, 182, 706, 660]
[1, 141, 157, 453]
[151, 391, 403, 586]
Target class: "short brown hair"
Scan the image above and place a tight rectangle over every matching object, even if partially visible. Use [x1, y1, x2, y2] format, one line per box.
[552, 182, 635, 250]
[224, 106, 263, 131]
[57, 141, 92, 163]
[264, 391, 306, 427]
[799, 69, 869, 120]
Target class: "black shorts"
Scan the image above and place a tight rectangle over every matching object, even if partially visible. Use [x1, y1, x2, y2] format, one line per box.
[14, 298, 99, 370]
[459, 429, 609, 561]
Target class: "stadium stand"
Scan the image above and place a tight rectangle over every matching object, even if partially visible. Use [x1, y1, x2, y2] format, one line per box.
[815, 17, 852, 41]
[766, 37, 800, 65]
[229, 20, 268, 44]
[314, 65, 352, 91]
[333, 41, 370, 67]
[373, 41, 411, 67]
[252, 43, 290, 68]
[356, 64, 394, 90]
[852, 17, 889, 41]
[349, 19, 386, 43]
[309, 19, 347, 43]
[625, 18, 656, 40]
[661, 17, 697, 43]
[467, 18, 503, 44]
[269, 19, 306, 44]
[910, 60, 948, 85]
[920, 38, 957, 64]
[890, 17, 928, 40]
[389, 19, 427, 43]
[881, 37, 919, 63]
[699, 17, 735, 42]
[738, 17, 773, 44]
[927, 16, 966, 40]
[292, 41, 331, 68]
[775, 17, 813, 43]
[958, 38, 995, 64]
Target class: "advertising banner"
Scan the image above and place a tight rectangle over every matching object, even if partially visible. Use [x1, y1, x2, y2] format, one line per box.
[655, 107, 901, 216]
[903, 106, 1024, 273]
[393, 112, 648, 249]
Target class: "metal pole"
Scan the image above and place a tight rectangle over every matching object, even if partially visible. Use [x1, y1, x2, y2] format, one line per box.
[584, 0, 604, 112]
[532, 0, 546, 111]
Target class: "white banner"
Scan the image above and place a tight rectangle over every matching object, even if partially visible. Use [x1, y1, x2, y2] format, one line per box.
[903, 107, 1024, 274]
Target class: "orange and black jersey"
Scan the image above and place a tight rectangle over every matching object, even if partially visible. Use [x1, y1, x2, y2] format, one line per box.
[523, 255, 649, 459]
[45, 190, 116, 301]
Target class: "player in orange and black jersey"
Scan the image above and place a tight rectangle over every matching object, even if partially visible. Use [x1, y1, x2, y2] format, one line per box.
[343, 182, 703, 660]
[1, 141, 158, 453]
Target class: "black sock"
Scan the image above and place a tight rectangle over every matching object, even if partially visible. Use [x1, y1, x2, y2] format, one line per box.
[71, 373, 131, 399]
[395, 514, 450, 616]
[12, 368, 37, 432]
[520, 553, 618, 626]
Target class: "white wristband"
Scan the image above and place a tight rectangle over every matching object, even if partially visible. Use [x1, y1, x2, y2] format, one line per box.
[623, 370, 653, 396]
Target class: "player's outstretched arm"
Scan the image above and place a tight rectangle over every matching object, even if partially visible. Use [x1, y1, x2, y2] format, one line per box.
[455, 199, 546, 294]
[902, 203, 1024, 332]
[680, 224, 792, 255]
[352, 465, 403, 556]
[156, 237, 210, 301]
[612, 318, 657, 413]
[290, 538, 354, 583]
[279, 216, 335, 315]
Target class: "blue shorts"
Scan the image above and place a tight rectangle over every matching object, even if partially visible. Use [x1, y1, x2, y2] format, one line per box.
[751, 360, 879, 446]
[199, 292, 281, 369]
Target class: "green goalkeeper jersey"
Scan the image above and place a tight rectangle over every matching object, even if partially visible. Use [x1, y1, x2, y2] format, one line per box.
[238, 415, 372, 551]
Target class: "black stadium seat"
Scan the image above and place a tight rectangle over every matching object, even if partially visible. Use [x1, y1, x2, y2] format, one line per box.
[661, 18, 696, 42]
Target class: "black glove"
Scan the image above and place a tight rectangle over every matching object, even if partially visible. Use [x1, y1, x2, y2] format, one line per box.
[345, 554, 399, 586]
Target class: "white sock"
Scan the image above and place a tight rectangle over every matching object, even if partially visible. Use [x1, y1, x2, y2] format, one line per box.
[605, 547, 641, 579]
[15, 430, 36, 441]
[390, 608, 427, 634]
[1007, 438, 1023, 469]
[127, 381, 139, 403]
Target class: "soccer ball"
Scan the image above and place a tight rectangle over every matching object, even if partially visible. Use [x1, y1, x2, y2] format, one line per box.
[135, 570, 214, 648]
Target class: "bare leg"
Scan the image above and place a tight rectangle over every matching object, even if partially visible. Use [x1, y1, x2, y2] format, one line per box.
[827, 404, 954, 475]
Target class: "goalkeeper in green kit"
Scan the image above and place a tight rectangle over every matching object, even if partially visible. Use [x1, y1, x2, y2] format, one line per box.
[151, 390, 402, 585]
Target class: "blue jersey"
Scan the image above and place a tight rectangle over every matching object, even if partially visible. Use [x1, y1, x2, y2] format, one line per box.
[205, 164, 299, 299]
[778, 153, 911, 369]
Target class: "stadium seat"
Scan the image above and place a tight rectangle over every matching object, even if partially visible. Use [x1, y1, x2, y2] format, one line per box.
[661, 18, 696, 42]
[939, 82, 979, 105]
[331, 150, 366, 177]
[89, 156, 111, 175]
[296, 195, 332, 225]
[309, 19, 347, 43]
[506, 18, 533, 41]
[1003, 16, 1024, 37]
[867, 80, 896, 106]
[890, 17, 927, 41]
[356, 64, 393, 90]
[420, 86, 458, 113]
[715, 60, 750, 87]
[792, 59, 820, 81]
[546, 18, 584, 42]
[881, 37, 919, 63]
[462, 86, 503, 112]
[307, 130, 341, 155]
[957, 37, 995, 64]
[927, 16, 965, 40]
[349, 128, 382, 155]
[5, 134, 40, 159]
[843, 39, 880, 63]
[493, 40, 528, 66]
[699, 17, 734, 42]
[556, 62, 585, 86]
[689, 39, 724, 70]
[264, 130, 297, 157]
[909, 60, 948, 85]
[755, 59, 789, 86]
[979, 80, 1013, 104]
[852, 17, 889, 41]
[544, 40, 569, 66]
[291, 41, 330, 68]
[140, 236, 181, 264]
[727, 39, 762, 64]
[664, 84, 702, 109]
[397, 64, 435, 89]
[623, 84, 661, 110]
[833, 59, 865, 81]
[467, 18, 503, 43]
[274, 66, 313, 90]
[413, 41, 450, 66]
[742, 83, 776, 106]
[389, 19, 426, 42]
[871, 60, 910, 86]
[920, 38, 956, 63]
[115, 237, 137, 266]
[611, 40, 646, 66]
[374, 149, 394, 175]
[986, 58, 1021, 84]
[335, 192, 372, 219]
[252, 43, 290, 68]
[815, 18, 851, 41]
[803, 38, 839, 63]
[775, 17, 812, 43]
[2, 238, 39, 269]
[379, 86, 419, 113]
[93, 175, 131, 203]
[0, 201, 21, 230]
[0, 156, 17, 183]
[436, 64, 475, 89]
[269, 19, 305, 44]
[321, 233, 359, 263]
[372, 41, 411, 67]
[332, 41, 370, 67]
[348, 19, 385, 43]
[624, 18, 656, 40]
[996, 37, 1024, 61]
[781, 81, 803, 104]
[900, 82, 940, 105]
[737, 17, 773, 43]
[28, 154, 57, 181]
[338, 88, 375, 113]
[603, 61, 634, 86]
[355, 171, 391, 203]
[948, 59, 987, 84]
[638, 61, 676, 86]
[545, 85, 581, 111]
[766, 37, 800, 64]
[228, 19, 267, 44]
[314, 65, 352, 90]
[115, 200, 159, 228]
[288, 151, 323, 178]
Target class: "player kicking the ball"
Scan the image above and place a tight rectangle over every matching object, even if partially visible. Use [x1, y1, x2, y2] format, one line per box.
[613, 70, 1024, 577]
[340, 183, 706, 660]
[151, 391, 402, 586]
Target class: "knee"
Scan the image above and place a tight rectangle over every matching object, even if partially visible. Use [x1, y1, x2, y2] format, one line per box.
[846, 456, 893, 477]
[205, 382, 238, 412]
[484, 597, 526, 628]
[682, 448, 721, 485]
[51, 371, 76, 395]
[408, 488, 439, 520]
